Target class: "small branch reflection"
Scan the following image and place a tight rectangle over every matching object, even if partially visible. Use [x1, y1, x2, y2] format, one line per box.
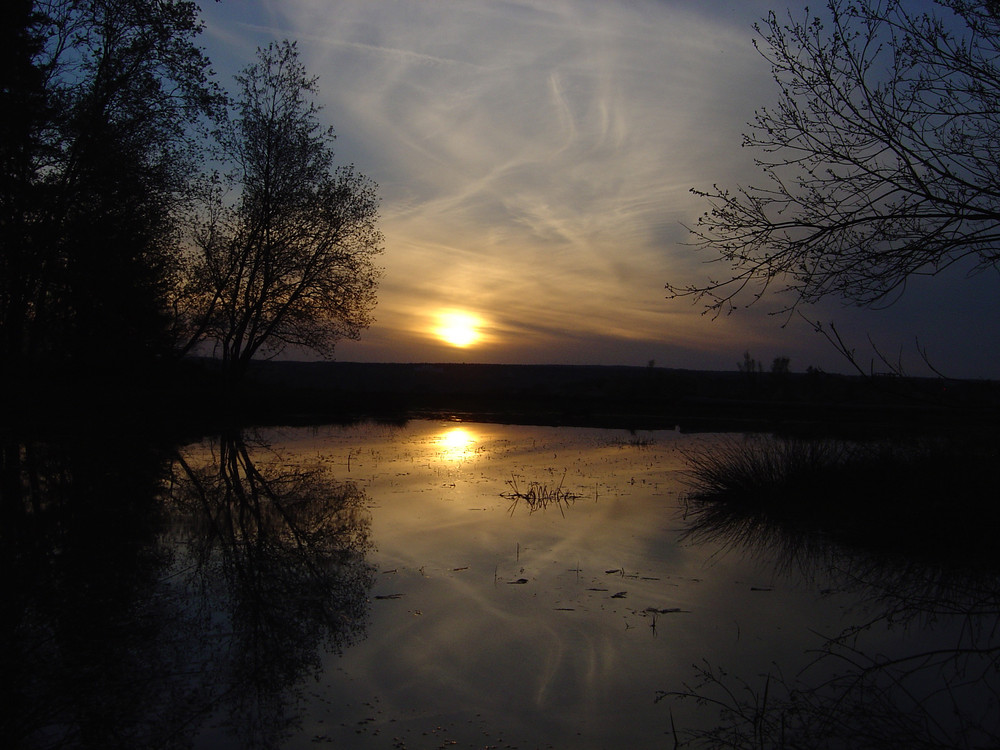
[668, 476, 1000, 749]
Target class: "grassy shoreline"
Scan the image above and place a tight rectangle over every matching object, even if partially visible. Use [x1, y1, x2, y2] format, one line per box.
[680, 434, 1000, 566]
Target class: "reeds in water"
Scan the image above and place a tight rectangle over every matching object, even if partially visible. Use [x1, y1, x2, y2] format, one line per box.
[681, 436, 854, 507]
[680, 434, 1000, 564]
[502, 471, 581, 516]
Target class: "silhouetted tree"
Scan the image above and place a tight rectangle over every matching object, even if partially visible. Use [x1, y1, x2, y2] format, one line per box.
[667, 0, 1000, 316]
[737, 350, 761, 376]
[0, 1, 219, 382]
[176, 41, 383, 383]
[770, 356, 790, 375]
[0, 1, 49, 368]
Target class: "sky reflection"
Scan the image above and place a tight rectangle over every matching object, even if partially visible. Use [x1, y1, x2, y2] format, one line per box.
[10, 422, 994, 747]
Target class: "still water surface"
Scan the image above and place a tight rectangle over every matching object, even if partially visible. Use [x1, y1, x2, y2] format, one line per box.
[8, 420, 999, 748]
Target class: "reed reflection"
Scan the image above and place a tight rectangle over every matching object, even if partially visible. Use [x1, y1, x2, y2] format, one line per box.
[669, 474, 1000, 749]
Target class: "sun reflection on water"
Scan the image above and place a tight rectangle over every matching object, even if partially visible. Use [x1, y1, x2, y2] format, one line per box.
[436, 426, 478, 461]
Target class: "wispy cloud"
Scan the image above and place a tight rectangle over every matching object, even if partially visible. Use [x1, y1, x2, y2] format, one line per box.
[196, 0, 1000, 376]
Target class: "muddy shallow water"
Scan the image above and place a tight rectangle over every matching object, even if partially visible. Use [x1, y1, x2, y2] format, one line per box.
[168, 421, 890, 748]
[275, 421, 804, 748]
[9, 420, 999, 749]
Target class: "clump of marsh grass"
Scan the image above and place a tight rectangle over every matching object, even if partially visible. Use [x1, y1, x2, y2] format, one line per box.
[681, 436, 855, 507]
[680, 434, 1000, 565]
[608, 433, 657, 449]
[502, 471, 581, 516]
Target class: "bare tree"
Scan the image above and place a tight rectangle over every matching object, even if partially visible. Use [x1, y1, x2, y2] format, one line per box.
[177, 41, 382, 381]
[667, 0, 1000, 317]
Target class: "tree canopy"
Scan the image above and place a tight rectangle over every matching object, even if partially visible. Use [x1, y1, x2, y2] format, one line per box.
[667, 0, 1000, 317]
[175, 42, 383, 381]
[2, 4, 382, 397]
[0, 0, 220, 377]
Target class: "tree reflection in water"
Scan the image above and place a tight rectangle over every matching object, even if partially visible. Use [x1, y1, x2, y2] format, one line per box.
[167, 432, 374, 746]
[1, 431, 373, 750]
[666, 495, 1000, 749]
[2, 435, 175, 750]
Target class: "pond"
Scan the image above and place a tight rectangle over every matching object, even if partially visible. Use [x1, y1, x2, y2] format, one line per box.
[5, 420, 999, 748]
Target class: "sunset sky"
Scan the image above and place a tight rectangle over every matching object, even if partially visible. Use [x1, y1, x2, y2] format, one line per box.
[197, 0, 1000, 378]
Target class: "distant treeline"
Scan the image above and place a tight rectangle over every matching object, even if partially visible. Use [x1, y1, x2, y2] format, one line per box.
[233, 361, 1000, 435]
[5, 357, 998, 436]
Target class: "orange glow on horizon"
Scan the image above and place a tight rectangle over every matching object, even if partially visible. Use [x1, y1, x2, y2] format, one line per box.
[434, 310, 483, 348]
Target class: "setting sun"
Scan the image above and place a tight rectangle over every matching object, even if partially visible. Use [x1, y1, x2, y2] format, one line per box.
[435, 311, 482, 348]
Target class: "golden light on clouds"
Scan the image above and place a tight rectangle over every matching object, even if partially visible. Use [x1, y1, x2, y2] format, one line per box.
[194, 0, 1000, 378]
[434, 310, 483, 348]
